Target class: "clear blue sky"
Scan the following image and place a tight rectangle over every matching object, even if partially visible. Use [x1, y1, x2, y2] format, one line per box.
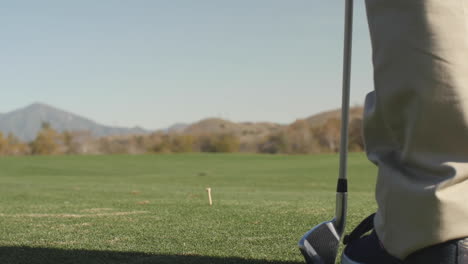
[1, 0, 372, 130]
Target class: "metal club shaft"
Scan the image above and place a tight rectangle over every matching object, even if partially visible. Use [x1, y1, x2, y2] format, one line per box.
[338, 0, 353, 183]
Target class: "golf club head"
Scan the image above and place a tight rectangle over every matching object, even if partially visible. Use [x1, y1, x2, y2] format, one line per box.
[298, 219, 340, 264]
[299, 193, 347, 264]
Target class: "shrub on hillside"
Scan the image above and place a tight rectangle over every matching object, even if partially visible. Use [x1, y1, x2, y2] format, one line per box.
[258, 133, 287, 154]
[349, 118, 364, 152]
[193, 133, 239, 153]
[211, 134, 239, 153]
[170, 135, 194, 153]
[30, 123, 61, 155]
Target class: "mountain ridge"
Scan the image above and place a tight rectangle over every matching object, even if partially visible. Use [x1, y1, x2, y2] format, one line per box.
[0, 103, 364, 142]
[0, 103, 149, 141]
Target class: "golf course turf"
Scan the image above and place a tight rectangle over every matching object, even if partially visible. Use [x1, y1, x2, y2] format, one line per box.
[0, 153, 377, 263]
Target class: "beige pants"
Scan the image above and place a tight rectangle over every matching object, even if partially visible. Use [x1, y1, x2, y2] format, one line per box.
[365, 0, 468, 259]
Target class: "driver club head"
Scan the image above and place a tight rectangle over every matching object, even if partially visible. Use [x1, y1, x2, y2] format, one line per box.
[298, 219, 341, 264]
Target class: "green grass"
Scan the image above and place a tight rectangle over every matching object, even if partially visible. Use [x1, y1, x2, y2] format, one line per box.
[0, 153, 377, 264]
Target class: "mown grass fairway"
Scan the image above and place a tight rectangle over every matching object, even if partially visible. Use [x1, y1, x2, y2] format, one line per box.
[0, 153, 377, 264]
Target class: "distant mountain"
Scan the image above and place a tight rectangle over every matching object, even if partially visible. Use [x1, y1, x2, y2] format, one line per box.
[180, 107, 364, 137]
[183, 118, 284, 139]
[304, 106, 364, 127]
[164, 123, 189, 133]
[0, 102, 365, 143]
[0, 103, 149, 141]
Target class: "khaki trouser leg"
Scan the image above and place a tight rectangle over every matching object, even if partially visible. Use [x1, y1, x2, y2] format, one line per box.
[364, 0, 468, 259]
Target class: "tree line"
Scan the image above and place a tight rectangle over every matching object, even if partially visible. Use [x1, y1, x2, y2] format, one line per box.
[0, 118, 364, 156]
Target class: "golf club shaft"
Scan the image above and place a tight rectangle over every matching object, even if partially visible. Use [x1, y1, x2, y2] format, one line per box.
[298, 4, 354, 262]
[335, 0, 353, 234]
[338, 0, 353, 183]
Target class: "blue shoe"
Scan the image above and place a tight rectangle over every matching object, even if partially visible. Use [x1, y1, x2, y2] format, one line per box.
[341, 214, 468, 264]
[341, 231, 401, 264]
[341, 214, 401, 264]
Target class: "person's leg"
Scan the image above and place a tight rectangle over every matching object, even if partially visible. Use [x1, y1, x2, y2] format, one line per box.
[364, 0, 468, 260]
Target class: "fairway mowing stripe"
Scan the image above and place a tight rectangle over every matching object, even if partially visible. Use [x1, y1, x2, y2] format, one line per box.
[0, 211, 148, 218]
[80, 208, 114, 213]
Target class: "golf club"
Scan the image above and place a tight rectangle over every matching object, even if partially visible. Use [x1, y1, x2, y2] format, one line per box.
[298, 0, 353, 263]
